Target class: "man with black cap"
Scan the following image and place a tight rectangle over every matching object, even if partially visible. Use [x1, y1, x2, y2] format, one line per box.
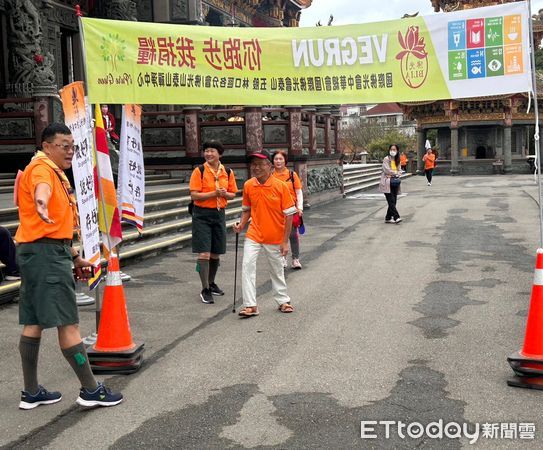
[233, 150, 297, 317]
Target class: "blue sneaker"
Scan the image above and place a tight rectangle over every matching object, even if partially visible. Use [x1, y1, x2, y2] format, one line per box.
[76, 382, 123, 407]
[19, 385, 62, 410]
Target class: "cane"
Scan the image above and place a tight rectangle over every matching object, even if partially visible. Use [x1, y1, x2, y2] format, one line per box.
[232, 227, 240, 313]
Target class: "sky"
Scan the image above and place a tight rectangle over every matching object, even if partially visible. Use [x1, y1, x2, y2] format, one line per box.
[299, 0, 543, 27]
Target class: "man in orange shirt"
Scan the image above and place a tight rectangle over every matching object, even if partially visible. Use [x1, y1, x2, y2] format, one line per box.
[189, 141, 238, 304]
[233, 150, 297, 317]
[15, 123, 122, 409]
[399, 151, 408, 172]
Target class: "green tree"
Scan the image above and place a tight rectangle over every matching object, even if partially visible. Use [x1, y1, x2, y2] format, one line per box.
[367, 129, 416, 161]
[340, 118, 386, 161]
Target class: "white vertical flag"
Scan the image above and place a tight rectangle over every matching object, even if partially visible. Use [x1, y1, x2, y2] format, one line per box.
[118, 104, 145, 231]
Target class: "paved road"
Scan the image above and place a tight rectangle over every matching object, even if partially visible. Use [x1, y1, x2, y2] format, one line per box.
[1, 175, 542, 449]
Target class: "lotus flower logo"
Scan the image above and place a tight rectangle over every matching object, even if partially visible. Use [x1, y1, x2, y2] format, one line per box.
[396, 26, 429, 89]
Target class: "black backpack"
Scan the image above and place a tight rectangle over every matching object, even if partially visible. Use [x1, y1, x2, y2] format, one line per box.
[188, 165, 232, 215]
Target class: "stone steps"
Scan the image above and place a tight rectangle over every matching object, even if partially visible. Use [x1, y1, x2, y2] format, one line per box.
[342, 163, 411, 196]
[0, 175, 243, 304]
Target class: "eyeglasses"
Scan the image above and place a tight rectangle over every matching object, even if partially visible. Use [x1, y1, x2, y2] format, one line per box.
[53, 143, 74, 152]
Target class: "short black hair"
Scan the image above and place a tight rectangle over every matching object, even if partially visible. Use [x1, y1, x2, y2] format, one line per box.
[41, 123, 72, 144]
[202, 140, 224, 155]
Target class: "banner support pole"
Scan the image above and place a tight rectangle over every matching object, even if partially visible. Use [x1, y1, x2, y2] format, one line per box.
[528, 1, 543, 248]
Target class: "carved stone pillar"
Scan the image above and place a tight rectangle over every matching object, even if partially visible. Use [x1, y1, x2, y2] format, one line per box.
[33, 96, 52, 147]
[244, 106, 263, 155]
[6, 0, 56, 97]
[184, 107, 201, 157]
[306, 108, 317, 156]
[323, 112, 331, 156]
[503, 124, 512, 174]
[450, 126, 459, 174]
[417, 128, 426, 173]
[287, 106, 302, 157]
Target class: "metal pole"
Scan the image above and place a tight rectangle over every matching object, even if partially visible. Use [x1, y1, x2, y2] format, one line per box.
[528, 0, 543, 248]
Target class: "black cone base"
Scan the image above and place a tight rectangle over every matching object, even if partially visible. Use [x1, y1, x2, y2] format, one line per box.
[87, 342, 145, 375]
[507, 375, 543, 390]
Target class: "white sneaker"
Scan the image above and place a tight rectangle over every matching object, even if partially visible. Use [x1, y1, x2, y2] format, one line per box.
[427, 182, 431, 186]
[385, 219, 394, 224]
[119, 271, 132, 282]
[394, 218, 403, 224]
[281, 257, 288, 268]
[292, 258, 302, 270]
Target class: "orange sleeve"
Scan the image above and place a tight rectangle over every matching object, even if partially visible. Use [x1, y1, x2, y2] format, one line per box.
[293, 172, 302, 190]
[242, 181, 251, 209]
[280, 181, 295, 211]
[228, 169, 238, 193]
[29, 165, 54, 200]
[189, 167, 202, 192]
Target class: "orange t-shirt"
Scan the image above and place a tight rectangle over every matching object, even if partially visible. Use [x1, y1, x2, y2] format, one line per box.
[242, 176, 297, 245]
[423, 153, 436, 170]
[15, 160, 74, 243]
[400, 154, 408, 166]
[271, 169, 302, 206]
[189, 163, 238, 209]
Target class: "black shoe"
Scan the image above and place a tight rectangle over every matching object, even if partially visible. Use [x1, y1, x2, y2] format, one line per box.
[76, 382, 123, 407]
[200, 288, 214, 304]
[209, 282, 224, 296]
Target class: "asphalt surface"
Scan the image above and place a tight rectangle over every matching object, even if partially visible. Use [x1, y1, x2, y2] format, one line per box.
[1, 175, 542, 449]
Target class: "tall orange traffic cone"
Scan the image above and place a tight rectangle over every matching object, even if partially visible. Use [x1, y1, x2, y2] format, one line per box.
[86, 254, 144, 374]
[508, 248, 543, 389]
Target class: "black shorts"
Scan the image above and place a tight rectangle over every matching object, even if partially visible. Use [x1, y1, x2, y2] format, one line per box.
[191, 206, 227, 254]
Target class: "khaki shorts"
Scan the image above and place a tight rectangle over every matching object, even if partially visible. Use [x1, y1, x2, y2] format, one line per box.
[17, 242, 78, 328]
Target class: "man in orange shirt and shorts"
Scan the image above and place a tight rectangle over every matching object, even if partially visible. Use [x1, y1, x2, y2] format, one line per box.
[15, 123, 122, 409]
[233, 150, 297, 317]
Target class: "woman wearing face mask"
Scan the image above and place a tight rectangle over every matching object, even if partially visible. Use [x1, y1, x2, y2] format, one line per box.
[271, 150, 304, 270]
[378, 144, 402, 224]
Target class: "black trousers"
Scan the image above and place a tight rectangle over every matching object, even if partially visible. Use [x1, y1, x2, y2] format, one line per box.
[0, 226, 17, 275]
[384, 185, 400, 220]
[425, 168, 434, 183]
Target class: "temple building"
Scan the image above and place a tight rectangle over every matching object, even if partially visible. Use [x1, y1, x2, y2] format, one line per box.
[0, 0, 315, 169]
[401, 0, 543, 175]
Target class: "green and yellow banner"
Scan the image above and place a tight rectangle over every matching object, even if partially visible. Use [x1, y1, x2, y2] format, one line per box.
[81, 2, 531, 105]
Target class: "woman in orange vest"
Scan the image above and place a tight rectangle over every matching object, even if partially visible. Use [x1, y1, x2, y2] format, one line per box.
[400, 151, 408, 172]
[271, 150, 304, 270]
[422, 148, 436, 186]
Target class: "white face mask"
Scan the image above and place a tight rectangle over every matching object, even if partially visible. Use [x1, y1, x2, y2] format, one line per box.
[390, 151, 397, 157]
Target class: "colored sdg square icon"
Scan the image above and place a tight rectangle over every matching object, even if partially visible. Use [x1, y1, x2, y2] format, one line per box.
[467, 18, 485, 48]
[448, 51, 467, 80]
[467, 49, 486, 78]
[485, 17, 504, 47]
[486, 47, 504, 77]
[504, 44, 523, 74]
[504, 15, 522, 45]
[448, 21, 466, 51]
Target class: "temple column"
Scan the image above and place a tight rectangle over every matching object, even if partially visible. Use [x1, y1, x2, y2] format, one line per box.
[244, 106, 263, 155]
[183, 107, 201, 157]
[417, 128, 426, 173]
[307, 108, 317, 156]
[504, 125, 512, 173]
[287, 106, 302, 157]
[323, 112, 331, 156]
[450, 126, 459, 174]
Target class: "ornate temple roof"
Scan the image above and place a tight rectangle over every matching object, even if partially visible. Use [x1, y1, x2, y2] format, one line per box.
[290, 0, 313, 8]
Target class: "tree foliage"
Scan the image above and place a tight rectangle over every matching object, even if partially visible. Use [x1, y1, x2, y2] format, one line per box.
[367, 129, 417, 161]
[340, 118, 386, 157]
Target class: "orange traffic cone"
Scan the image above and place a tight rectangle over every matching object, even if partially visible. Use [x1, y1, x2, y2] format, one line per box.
[508, 248, 543, 389]
[86, 254, 144, 374]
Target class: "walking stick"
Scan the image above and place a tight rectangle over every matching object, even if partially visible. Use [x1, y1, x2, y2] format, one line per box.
[232, 229, 239, 313]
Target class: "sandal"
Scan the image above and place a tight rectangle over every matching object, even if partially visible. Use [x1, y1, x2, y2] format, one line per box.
[278, 303, 294, 313]
[238, 307, 259, 318]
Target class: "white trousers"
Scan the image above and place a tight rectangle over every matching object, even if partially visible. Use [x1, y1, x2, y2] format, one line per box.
[241, 238, 291, 308]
